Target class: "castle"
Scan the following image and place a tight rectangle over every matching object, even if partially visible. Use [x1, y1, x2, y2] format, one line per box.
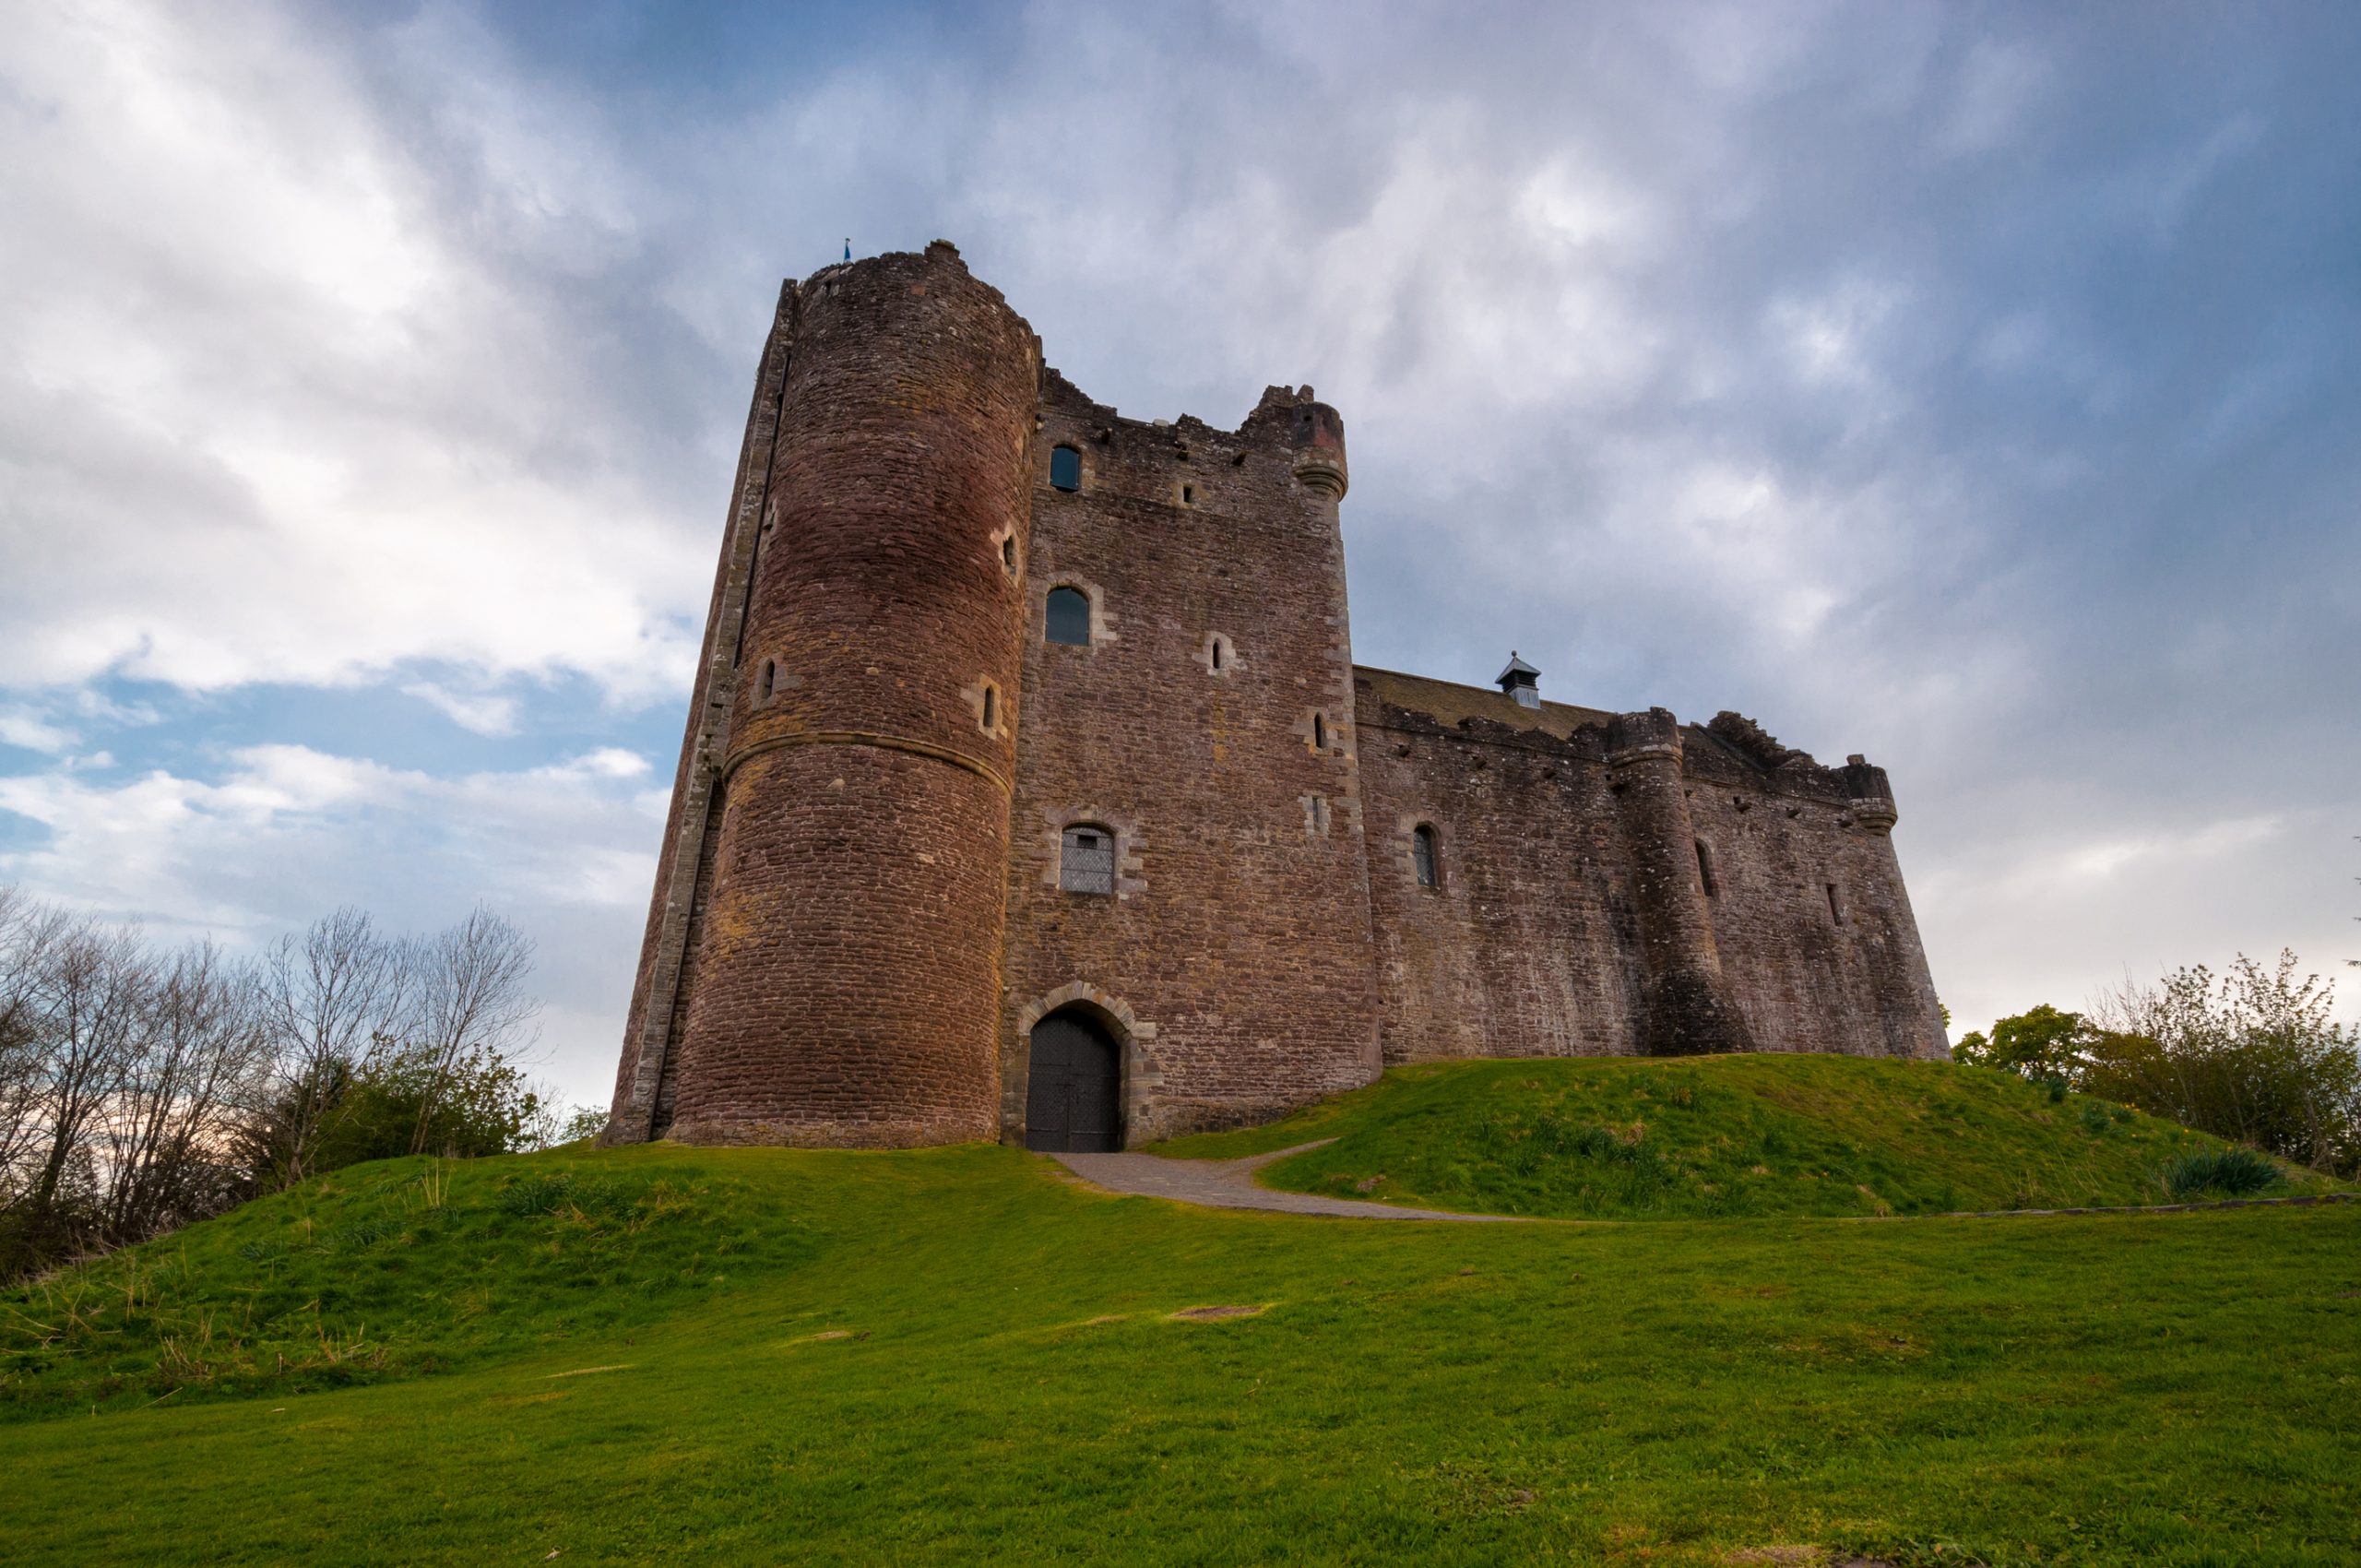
[601, 243, 1948, 1153]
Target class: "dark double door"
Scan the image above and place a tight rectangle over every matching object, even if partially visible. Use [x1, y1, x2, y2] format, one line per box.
[1025, 1012, 1121, 1152]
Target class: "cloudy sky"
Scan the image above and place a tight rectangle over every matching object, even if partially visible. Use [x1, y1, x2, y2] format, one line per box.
[4, 0, 2355, 1109]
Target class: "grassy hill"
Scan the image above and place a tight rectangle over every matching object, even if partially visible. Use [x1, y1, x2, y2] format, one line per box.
[1152, 1054, 2343, 1218]
[1, 1061, 2356, 1565]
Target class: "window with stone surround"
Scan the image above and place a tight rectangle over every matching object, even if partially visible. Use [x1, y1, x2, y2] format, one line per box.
[1826, 881, 1845, 925]
[1060, 826, 1115, 895]
[1050, 445, 1082, 492]
[1413, 825, 1440, 888]
[1696, 839, 1717, 897]
[1046, 586, 1091, 646]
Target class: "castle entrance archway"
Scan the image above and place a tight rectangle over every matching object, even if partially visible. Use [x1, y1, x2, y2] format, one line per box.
[1024, 1009, 1121, 1153]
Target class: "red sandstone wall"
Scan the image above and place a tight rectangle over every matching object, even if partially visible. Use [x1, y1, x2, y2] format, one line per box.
[634, 243, 1041, 1146]
[999, 378, 1380, 1143]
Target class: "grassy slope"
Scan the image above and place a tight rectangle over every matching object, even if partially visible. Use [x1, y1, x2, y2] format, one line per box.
[1151, 1055, 2344, 1218]
[2, 1138, 2357, 1565]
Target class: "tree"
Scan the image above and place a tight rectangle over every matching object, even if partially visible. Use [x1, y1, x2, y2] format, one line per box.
[399, 907, 538, 1157]
[2086, 951, 2359, 1176]
[0, 888, 554, 1284]
[95, 940, 267, 1243]
[249, 909, 409, 1189]
[1952, 1004, 2084, 1079]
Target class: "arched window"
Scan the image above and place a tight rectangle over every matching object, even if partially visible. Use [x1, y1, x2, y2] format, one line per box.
[1209, 633, 1229, 671]
[1050, 445, 1082, 492]
[1413, 824, 1440, 888]
[1061, 825, 1115, 895]
[979, 682, 999, 732]
[1046, 586, 1091, 646]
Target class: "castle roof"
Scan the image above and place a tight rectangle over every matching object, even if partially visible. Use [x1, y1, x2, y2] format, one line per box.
[1354, 666, 1613, 742]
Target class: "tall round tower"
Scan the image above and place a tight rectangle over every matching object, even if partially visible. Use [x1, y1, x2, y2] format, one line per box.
[611, 242, 1041, 1146]
[1606, 707, 1757, 1057]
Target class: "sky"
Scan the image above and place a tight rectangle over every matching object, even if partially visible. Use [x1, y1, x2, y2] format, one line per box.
[3, 0, 2355, 1111]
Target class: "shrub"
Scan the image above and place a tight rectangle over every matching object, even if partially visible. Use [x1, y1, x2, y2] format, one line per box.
[2160, 1148, 2284, 1201]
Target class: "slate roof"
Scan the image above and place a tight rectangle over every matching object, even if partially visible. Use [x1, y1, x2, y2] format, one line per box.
[1353, 665, 1614, 741]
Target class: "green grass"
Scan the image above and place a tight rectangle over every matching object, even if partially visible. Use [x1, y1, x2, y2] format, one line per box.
[1151, 1054, 2345, 1219]
[2, 1062, 2357, 1565]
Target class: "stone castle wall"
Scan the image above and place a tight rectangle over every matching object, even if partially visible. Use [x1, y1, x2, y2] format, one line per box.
[1358, 677, 1948, 1067]
[999, 376, 1379, 1142]
[605, 244, 1949, 1151]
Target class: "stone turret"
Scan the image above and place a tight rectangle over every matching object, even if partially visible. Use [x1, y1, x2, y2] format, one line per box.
[1604, 707, 1756, 1056]
[607, 242, 1040, 1146]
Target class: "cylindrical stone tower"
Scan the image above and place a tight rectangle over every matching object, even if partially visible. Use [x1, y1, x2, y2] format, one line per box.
[1606, 707, 1756, 1056]
[1840, 757, 1951, 1059]
[609, 242, 1041, 1146]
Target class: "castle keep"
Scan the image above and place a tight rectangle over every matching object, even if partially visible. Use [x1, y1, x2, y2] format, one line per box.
[602, 243, 1948, 1152]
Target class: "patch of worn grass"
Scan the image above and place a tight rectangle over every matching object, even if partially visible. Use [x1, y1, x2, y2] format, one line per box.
[1153, 1055, 2346, 1218]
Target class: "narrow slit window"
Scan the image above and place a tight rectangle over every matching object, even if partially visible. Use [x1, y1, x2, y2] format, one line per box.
[1312, 712, 1328, 751]
[1181, 483, 1194, 505]
[1049, 445, 1082, 492]
[1825, 882, 1845, 925]
[1696, 840, 1717, 897]
[1046, 586, 1091, 646]
[1060, 826, 1115, 895]
[1001, 536, 1018, 577]
[1210, 636, 1226, 671]
[980, 683, 999, 731]
[759, 660, 777, 700]
[1413, 825, 1440, 888]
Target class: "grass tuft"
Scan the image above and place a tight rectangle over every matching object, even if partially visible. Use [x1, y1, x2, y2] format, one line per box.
[2161, 1147, 2286, 1201]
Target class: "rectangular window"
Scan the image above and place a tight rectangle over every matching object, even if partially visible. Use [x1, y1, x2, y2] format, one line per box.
[1695, 840, 1717, 897]
[1825, 882, 1845, 925]
[1061, 826, 1115, 895]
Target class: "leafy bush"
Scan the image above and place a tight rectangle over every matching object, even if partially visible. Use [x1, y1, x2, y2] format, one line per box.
[2160, 1148, 2285, 1200]
[1972, 954, 2360, 1177]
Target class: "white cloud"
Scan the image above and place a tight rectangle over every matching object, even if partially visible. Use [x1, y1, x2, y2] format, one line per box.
[2, 0, 2355, 1098]
[0, 742, 662, 932]
[0, 0, 706, 705]
[402, 682, 523, 737]
[0, 709, 72, 754]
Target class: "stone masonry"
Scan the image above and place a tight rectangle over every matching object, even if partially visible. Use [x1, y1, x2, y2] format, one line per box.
[603, 243, 1950, 1151]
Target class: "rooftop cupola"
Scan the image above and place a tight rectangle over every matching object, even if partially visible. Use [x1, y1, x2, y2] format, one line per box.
[1495, 651, 1542, 708]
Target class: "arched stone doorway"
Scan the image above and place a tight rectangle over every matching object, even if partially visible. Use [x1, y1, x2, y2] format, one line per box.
[1024, 1007, 1122, 1152]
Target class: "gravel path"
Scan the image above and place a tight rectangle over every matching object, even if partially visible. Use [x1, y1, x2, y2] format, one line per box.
[1050, 1140, 1518, 1222]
